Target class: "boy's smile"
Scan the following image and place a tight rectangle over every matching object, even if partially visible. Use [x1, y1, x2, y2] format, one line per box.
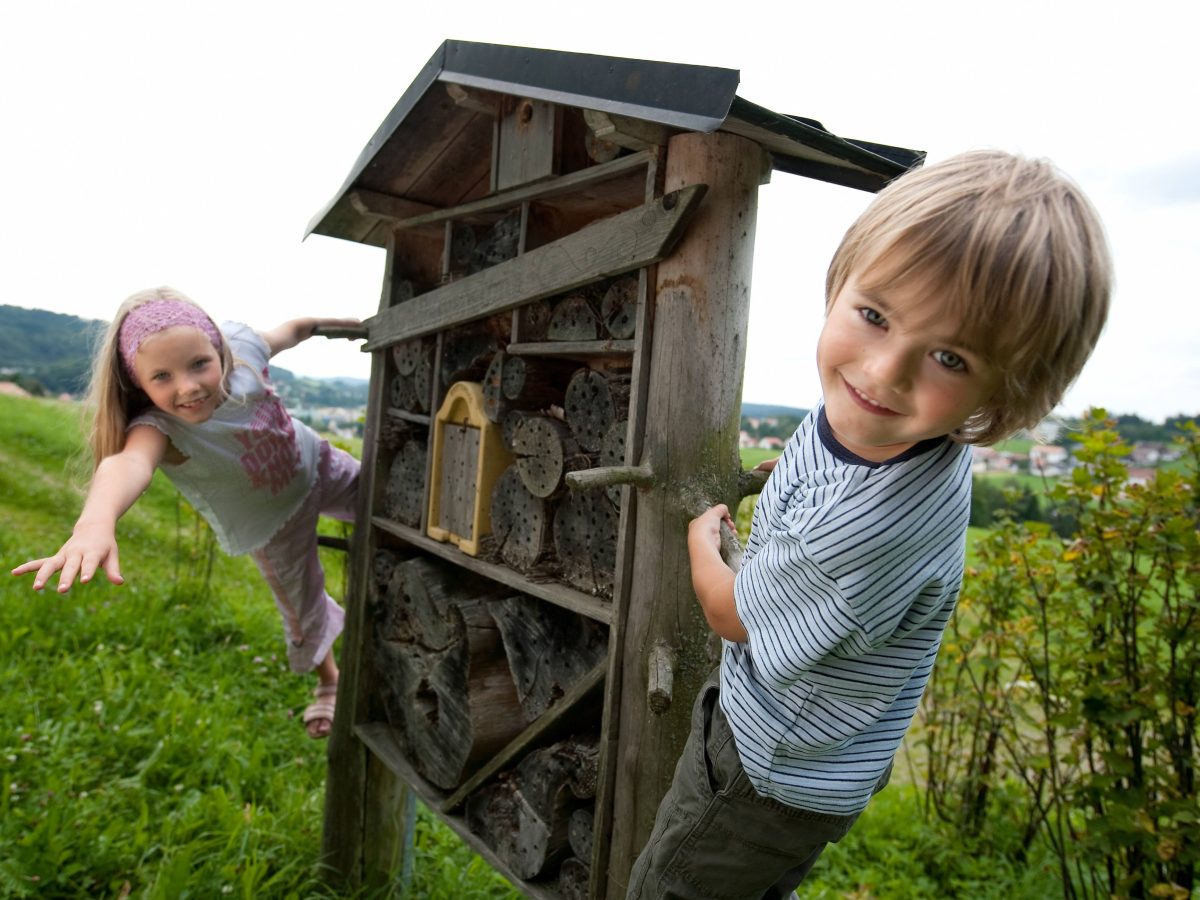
[133, 326, 225, 424]
[817, 270, 998, 463]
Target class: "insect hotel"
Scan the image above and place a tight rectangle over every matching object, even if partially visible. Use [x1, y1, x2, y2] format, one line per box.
[307, 40, 920, 899]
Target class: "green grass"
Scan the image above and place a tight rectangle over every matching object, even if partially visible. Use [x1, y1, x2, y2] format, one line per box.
[0, 393, 515, 899]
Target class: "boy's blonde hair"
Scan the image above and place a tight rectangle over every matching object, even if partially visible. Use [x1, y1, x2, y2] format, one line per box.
[86, 286, 235, 468]
[826, 149, 1112, 446]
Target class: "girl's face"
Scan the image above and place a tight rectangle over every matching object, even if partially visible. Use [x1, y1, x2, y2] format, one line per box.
[132, 326, 224, 424]
[817, 267, 998, 463]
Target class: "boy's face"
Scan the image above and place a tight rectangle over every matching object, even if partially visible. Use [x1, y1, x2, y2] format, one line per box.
[817, 267, 998, 463]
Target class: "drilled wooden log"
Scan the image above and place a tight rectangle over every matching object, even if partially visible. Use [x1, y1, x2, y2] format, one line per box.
[502, 355, 575, 405]
[501, 409, 536, 452]
[599, 419, 628, 507]
[564, 369, 630, 453]
[392, 338, 425, 376]
[373, 558, 524, 790]
[490, 594, 608, 720]
[441, 330, 501, 387]
[568, 808, 594, 861]
[553, 488, 618, 596]
[600, 274, 638, 340]
[512, 415, 588, 499]
[448, 222, 476, 272]
[466, 738, 596, 880]
[547, 292, 600, 341]
[516, 299, 553, 342]
[486, 354, 573, 424]
[482, 351, 507, 423]
[373, 549, 401, 595]
[469, 210, 521, 274]
[412, 343, 433, 412]
[490, 466, 552, 571]
[559, 857, 591, 900]
[389, 373, 419, 413]
[383, 439, 427, 528]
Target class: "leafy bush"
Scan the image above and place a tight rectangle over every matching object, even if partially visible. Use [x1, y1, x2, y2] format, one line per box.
[921, 411, 1198, 899]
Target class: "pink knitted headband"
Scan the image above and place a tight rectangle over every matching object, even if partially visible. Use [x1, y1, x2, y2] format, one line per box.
[118, 299, 223, 382]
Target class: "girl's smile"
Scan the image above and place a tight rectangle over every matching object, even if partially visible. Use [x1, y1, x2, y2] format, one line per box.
[132, 326, 225, 424]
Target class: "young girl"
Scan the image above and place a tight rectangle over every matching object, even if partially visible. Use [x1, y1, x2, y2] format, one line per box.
[12, 286, 364, 739]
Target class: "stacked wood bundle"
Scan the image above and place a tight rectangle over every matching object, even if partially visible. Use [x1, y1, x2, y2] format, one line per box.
[466, 737, 599, 880]
[490, 594, 608, 720]
[373, 557, 525, 790]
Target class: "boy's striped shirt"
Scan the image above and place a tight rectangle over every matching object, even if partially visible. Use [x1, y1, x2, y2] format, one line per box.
[723, 405, 972, 815]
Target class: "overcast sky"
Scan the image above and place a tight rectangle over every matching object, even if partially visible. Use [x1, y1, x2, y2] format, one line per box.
[2, 1, 1196, 422]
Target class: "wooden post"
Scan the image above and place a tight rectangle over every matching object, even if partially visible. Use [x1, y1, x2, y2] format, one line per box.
[321, 234, 416, 892]
[605, 131, 765, 898]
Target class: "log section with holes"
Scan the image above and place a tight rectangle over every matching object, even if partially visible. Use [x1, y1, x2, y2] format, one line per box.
[489, 465, 553, 572]
[513, 415, 588, 499]
[373, 557, 527, 790]
[563, 370, 630, 453]
[491, 594, 608, 720]
[466, 737, 599, 881]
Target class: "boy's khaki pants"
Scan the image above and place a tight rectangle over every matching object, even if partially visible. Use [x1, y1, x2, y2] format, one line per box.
[625, 668, 866, 900]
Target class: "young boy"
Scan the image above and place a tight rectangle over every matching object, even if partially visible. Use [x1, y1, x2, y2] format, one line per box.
[626, 150, 1112, 899]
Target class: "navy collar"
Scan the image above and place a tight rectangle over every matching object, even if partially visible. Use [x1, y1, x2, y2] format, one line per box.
[816, 406, 947, 468]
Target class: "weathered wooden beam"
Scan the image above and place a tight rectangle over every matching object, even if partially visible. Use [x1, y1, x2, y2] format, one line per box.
[356, 150, 654, 234]
[363, 184, 707, 351]
[506, 340, 634, 358]
[583, 110, 673, 152]
[371, 517, 614, 624]
[348, 189, 439, 223]
[445, 82, 501, 116]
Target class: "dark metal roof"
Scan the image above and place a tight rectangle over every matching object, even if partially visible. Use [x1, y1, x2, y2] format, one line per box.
[307, 40, 923, 243]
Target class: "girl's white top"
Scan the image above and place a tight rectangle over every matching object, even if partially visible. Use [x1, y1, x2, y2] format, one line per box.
[130, 322, 321, 555]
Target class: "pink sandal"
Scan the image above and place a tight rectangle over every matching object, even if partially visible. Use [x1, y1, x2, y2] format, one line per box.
[303, 683, 338, 739]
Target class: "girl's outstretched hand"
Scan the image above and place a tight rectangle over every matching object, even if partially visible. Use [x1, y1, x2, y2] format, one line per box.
[11, 522, 124, 593]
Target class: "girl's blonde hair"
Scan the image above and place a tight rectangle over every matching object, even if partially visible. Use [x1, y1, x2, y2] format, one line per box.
[85, 287, 234, 468]
[825, 149, 1112, 446]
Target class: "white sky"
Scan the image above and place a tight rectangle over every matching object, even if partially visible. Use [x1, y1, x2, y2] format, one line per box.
[2, 1, 1197, 421]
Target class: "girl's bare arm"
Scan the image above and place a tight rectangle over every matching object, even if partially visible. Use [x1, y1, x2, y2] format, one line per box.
[11, 424, 167, 593]
[258, 318, 363, 357]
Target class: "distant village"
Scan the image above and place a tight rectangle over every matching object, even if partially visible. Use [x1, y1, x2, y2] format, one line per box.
[740, 413, 1186, 484]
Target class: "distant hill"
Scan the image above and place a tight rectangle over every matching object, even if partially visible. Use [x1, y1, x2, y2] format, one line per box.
[0, 305, 104, 395]
[0, 305, 368, 407]
[742, 402, 809, 420]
